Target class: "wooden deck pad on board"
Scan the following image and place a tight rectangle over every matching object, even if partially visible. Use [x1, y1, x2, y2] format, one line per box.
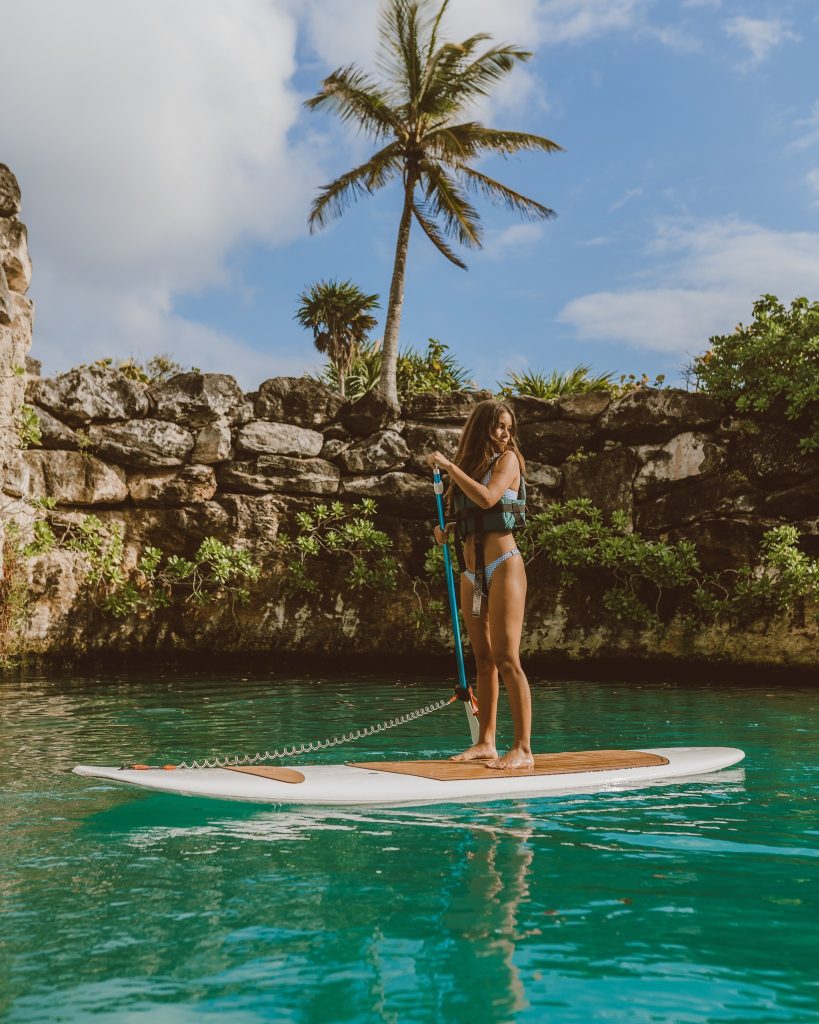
[225, 766, 305, 784]
[348, 750, 669, 782]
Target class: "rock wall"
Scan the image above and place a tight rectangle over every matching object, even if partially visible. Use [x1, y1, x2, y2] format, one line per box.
[0, 166, 34, 574]
[5, 365, 818, 669]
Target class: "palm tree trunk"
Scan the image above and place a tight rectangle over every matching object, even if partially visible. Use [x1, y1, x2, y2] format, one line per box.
[378, 178, 414, 406]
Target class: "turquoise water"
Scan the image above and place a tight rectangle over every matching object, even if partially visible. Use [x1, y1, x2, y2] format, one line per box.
[1, 671, 817, 1023]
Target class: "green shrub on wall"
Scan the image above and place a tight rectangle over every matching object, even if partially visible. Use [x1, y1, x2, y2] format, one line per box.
[688, 294, 819, 452]
[522, 500, 819, 630]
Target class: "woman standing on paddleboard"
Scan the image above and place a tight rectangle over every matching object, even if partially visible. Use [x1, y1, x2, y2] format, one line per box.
[427, 399, 533, 770]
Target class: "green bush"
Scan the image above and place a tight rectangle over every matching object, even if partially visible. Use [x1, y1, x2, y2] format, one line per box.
[688, 294, 819, 452]
[498, 365, 614, 398]
[523, 499, 819, 629]
[317, 338, 471, 402]
[274, 499, 398, 595]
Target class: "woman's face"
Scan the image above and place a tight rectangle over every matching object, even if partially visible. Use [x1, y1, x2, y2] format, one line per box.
[491, 411, 514, 450]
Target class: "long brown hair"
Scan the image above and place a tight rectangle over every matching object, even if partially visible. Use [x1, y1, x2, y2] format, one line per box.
[446, 399, 525, 514]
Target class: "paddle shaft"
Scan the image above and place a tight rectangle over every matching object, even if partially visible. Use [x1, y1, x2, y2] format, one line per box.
[433, 469, 479, 743]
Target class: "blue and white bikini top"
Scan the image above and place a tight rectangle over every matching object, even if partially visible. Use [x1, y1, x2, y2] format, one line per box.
[481, 453, 519, 501]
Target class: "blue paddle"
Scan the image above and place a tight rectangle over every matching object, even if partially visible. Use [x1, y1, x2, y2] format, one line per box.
[433, 468, 480, 743]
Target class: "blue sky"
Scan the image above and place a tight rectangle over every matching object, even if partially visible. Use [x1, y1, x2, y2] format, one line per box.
[3, 0, 819, 390]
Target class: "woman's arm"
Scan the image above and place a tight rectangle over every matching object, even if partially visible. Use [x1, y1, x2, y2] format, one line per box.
[426, 450, 519, 509]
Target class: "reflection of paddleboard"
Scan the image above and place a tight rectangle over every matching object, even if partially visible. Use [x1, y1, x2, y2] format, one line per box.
[74, 746, 744, 807]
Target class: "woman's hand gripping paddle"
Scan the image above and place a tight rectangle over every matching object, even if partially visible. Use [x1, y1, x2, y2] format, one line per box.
[433, 468, 480, 743]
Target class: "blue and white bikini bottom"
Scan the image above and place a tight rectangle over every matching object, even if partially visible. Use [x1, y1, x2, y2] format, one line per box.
[463, 548, 521, 593]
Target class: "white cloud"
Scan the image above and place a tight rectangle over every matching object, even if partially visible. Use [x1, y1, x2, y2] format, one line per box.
[559, 218, 819, 355]
[724, 16, 800, 71]
[806, 169, 819, 207]
[577, 236, 613, 247]
[480, 223, 545, 260]
[789, 99, 819, 153]
[610, 186, 644, 211]
[2, 0, 322, 386]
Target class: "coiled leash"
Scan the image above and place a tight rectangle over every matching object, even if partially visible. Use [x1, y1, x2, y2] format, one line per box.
[125, 694, 458, 771]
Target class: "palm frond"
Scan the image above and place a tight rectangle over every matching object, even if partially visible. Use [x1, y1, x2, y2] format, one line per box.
[308, 145, 403, 231]
[425, 123, 564, 160]
[411, 199, 468, 268]
[417, 34, 491, 118]
[424, 44, 532, 120]
[304, 65, 399, 139]
[419, 162, 482, 247]
[458, 165, 556, 221]
[377, 0, 424, 107]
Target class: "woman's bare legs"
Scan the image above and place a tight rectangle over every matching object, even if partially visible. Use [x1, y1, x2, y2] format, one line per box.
[486, 555, 533, 770]
[450, 574, 498, 761]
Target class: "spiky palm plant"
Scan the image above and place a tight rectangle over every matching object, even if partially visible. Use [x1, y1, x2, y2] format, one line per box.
[305, 0, 562, 407]
[499, 365, 615, 399]
[295, 280, 380, 398]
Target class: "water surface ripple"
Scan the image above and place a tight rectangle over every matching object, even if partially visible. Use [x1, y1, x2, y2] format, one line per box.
[1, 672, 817, 1023]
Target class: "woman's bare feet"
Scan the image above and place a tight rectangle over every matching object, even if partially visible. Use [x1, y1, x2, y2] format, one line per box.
[487, 746, 535, 771]
[451, 741, 498, 762]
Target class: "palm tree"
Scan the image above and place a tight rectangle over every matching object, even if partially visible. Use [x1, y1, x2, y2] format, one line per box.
[305, 0, 563, 407]
[295, 279, 380, 398]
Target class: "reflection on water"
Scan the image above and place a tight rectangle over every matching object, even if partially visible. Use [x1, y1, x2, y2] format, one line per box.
[1, 672, 817, 1023]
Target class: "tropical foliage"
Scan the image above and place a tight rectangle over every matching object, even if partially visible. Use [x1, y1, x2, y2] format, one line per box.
[523, 499, 819, 630]
[274, 499, 398, 595]
[295, 279, 380, 397]
[499, 365, 615, 399]
[317, 338, 470, 402]
[305, 0, 562, 405]
[687, 294, 819, 452]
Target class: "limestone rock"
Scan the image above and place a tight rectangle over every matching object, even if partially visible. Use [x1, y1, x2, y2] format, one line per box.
[28, 365, 151, 425]
[23, 450, 128, 505]
[191, 420, 232, 464]
[2, 451, 28, 498]
[506, 395, 560, 423]
[25, 355, 41, 377]
[563, 448, 640, 520]
[403, 422, 462, 474]
[0, 217, 32, 293]
[339, 429, 409, 473]
[33, 404, 80, 450]
[637, 473, 764, 532]
[601, 388, 724, 444]
[518, 420, 595, 464]
[235, 420, 324, 458]
[128, 465, 217, 505]
[731, 422, 819, 489]
[401, 390, 494, 423]
[151, 372, 249, 428]
[634, 433, 725, 500]
[525, 461, 563, 491]
[218, 455, 340, 495]
[763, 478, 819, 520]
[88, 419, 194, 466]
[0, 265, 10, 326]
[341, 470, 430, 509]
[321, 437, 351, 461]
[340, 389, 402, 437]
[557, 391, 611, 421]
[256, 376, 343, 427]
[0, 164, 21, 216]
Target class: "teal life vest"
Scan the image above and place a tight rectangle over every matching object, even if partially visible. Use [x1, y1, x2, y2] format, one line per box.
[452, 478, 527, 540]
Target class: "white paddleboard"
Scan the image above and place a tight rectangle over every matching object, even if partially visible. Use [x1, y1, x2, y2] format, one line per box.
[74, 746, 745, 807]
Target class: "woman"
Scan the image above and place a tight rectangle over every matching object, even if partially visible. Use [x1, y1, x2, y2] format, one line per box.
[426, 399, 533, 770]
